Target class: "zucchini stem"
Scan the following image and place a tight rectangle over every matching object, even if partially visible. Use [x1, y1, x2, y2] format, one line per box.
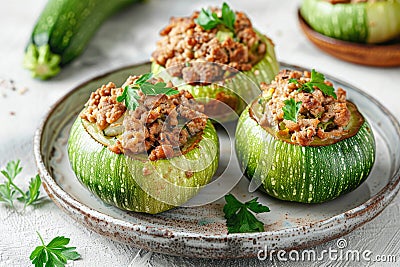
[23, 44, 61, 80]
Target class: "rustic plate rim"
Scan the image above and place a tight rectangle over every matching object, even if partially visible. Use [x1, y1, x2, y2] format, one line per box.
[33, 62, 400, 258]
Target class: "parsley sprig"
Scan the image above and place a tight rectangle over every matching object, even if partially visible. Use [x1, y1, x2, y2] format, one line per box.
[223, 194, 270, 234]
[282, 98, 302, 123]
[289, 69, 337, 99]
[0, 160, 41, 209]
[30, 232, 81, 267]
[195, 2, 236, 32]
[117, 73, 179, 111]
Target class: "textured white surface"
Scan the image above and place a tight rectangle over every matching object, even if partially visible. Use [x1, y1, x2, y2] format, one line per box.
[0, 0, 399, 266]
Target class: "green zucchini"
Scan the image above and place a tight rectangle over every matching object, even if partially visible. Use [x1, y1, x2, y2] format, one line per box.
[23, 0, 142, 80]
[235, 100, 375, 203]
[300, 0, 400, 43]
[151, 33, 279, 122]
[68, 117, 219, 214]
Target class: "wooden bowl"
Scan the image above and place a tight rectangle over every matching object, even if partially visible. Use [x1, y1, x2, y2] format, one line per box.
[298, 9, 400, 67]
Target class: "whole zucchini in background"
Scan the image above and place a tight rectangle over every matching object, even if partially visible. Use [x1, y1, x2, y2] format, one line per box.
[23, 0, 143, 80]
[68, 116, 219, 214]
[300, 0, 400, 43]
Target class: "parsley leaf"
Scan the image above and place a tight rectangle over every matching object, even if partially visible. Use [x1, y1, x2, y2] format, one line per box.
[290, 69, 337, 99]
[134, 72, 153, 85]
[315, 82, 336, 99]
[221, 2, 236, 31]
[117, 73, 179, 111]
[195, 2, 236, 32]
[195, 8, 220, 30]
[223, 194, 270, 234]
[0, 160, 42, 209]
[282, 98, 302, 123]
[24, 175, 42, 207]
[30, 232, 81, 267]
[119, 86, 140, 111]
[310, 68, 325, 83]
[0, 183, 16, 207]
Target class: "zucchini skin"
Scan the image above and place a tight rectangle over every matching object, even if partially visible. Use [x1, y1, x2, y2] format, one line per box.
[68, 118, 219, 214]
[151, 34, 279, 121]
[23, 0, 142, 80]
[300, 0, 400, 43]
[235, 106, 376, 203]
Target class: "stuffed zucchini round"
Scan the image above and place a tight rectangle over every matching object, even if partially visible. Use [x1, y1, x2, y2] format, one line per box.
[235, 69, 375, 203]
[151, 3, 279, 121]
[300, 0, 400, 43]
[68, 75, 219, 214]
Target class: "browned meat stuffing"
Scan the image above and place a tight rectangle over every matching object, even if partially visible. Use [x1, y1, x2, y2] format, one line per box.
[80, 82, 126, 131]
[112, 76, 207, 160]
[151, 8, 266, 83]
[260, 70, 351, 146]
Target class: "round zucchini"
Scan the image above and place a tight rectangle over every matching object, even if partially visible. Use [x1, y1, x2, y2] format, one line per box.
[151, 33, 279, 122]
[300, 0, 400, 43]
[235, 99, 375, 203]
[68, 117, 219, 214]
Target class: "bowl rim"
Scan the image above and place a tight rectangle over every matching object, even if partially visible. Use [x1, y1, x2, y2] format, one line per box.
[297, 8, 400, 49]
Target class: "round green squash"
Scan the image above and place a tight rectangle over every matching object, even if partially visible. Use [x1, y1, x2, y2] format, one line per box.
[151, 33, 279, 122]
[235, 99, 376, 203]
[300, 0, 400, 43]
[68, 116, 219, 214]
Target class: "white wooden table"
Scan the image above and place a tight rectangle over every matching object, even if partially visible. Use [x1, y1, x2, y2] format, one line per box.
[0, 0, 399, 266]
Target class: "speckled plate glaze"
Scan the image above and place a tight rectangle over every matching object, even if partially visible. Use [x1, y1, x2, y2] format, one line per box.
[34, 62, 400, 259]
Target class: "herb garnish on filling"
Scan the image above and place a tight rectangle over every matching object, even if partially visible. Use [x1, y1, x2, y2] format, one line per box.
[152, 2, 268, 83]
[257, 69, 351, 146]
[282, 98, 302, 123]
[195, 2, 236, 33]
[117, 73, 179, 110]
[289, 69, 337, 99]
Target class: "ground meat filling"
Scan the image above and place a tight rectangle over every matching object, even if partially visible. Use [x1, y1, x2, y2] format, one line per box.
[151, 8, 266, 83]
[119, 76, 207, 161]
[260, 70, 351, 146]
[80, 82, 126, 131]
[81, 77, 208, 160]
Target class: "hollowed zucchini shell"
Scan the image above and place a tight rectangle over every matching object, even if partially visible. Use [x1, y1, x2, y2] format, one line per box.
[235, 99, 376, 203]
[300, 0, 400, 43]
[68, 117, 219, 214]
[151, 33, 279, 121]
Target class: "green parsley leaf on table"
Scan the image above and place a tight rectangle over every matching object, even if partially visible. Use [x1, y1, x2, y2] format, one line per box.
[289, 69, 337, 99]
[282, 98, 302, 123]
[0, 160, 42, 209]
[223, 194, 270, 234]
[30, 232, 81, 267]
[24, 175, 42, 207]
[117, 73, 179, 111]
[195, 2, 236, 32]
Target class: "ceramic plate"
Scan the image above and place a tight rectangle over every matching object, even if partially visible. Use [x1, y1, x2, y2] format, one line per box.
[34, 62, 400, 259]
